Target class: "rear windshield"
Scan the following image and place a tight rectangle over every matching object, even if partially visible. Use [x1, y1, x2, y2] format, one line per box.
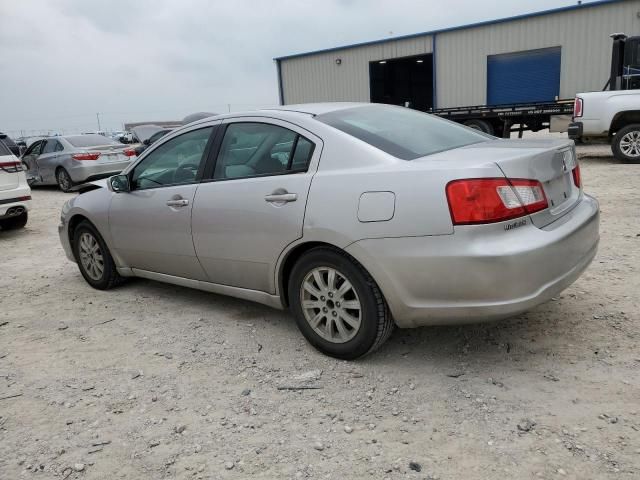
[316, 105, 489, 160]
[66, 134, 118, 148]
[0, 139, 12, 156]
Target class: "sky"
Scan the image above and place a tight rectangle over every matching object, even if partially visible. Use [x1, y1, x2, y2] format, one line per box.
[0, 0, 602, 136]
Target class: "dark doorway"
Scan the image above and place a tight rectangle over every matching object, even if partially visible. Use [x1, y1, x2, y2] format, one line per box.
[369, 54, 433, 111]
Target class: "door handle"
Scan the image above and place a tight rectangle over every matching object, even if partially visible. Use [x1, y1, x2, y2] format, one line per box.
[265, 192, 297, 203]
[166, 199, 189, 207]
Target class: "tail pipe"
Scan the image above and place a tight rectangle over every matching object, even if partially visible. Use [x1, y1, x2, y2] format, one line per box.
[5, 207, 25, 217]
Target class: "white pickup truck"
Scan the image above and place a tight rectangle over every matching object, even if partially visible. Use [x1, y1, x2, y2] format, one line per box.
[568, 89, 640, 163]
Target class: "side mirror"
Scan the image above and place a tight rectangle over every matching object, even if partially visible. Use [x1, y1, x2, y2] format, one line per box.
[143, 139, 151, 146]
[109, 174, 130, 193]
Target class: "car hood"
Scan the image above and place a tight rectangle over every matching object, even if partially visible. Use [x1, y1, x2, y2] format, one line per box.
[131, 125, 164, 143]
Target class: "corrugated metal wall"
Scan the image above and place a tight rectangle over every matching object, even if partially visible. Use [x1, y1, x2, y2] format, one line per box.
[436, 0, 640, 107]
[279, 0, 640, 108]
[280, 36, 432, 104]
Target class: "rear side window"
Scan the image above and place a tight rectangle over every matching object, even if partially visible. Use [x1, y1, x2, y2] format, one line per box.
[42, 140, 60, 154]
[316, 105, 489, 160]
[66, 134, 118, 148]
[213, 123, 314, 180]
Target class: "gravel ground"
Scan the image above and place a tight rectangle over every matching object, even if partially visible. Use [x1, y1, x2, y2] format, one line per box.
[1, 144, 639, 479]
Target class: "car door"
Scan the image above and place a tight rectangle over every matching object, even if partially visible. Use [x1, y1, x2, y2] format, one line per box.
[109, 123, 218, 280]
[21, 140, 44, 183]
[192, 118, 321, 293]
[37, 139, 61, 183]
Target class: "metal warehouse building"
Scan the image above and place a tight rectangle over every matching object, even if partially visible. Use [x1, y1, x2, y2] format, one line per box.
[275, 0, 640, 110]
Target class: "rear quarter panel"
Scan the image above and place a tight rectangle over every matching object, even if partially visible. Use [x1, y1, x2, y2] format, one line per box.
[302, 137, 505, 246]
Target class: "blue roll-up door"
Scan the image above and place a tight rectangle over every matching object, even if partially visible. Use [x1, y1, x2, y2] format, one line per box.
[487, 47, 561, 105]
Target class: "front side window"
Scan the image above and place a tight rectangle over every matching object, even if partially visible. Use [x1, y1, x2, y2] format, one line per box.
[316, 104, 489, 160]
[131, 127, 213, 190]
[25, 141, 43, 156]
[213, 122, 314, 180]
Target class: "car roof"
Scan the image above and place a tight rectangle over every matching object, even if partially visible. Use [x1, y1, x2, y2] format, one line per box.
[262, 102, 368, 116]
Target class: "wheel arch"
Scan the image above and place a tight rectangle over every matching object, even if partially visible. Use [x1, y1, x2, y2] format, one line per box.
[67, 214, 94, 254]
[278, 241, 338, 307]
[610, 111, 640, 136]
[278, 240, 388, 310]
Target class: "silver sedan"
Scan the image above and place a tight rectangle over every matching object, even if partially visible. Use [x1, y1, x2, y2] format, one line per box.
[23, 134, 136, 191]
[58, 104, 599, 359]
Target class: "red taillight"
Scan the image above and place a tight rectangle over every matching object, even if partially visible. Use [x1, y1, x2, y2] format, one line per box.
[574, 97, 583, 118]
[446, 178, 548, 225]
[72, 152, 101, 161]
[572, 164, 581, 188]
[123, 148, 136, 157]
[0, 161, 24, 172]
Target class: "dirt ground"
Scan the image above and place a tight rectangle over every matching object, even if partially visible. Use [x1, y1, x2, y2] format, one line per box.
[1, 144, 638, 480]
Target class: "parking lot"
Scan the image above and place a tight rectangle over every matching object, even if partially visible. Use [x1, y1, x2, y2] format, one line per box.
[0, 145, 638, 479]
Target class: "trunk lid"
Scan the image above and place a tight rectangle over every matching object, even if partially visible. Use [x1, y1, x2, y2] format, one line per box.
[412, 138, 580, 228]
[459, 139, 580, 227]
[79, 144, 132, 164]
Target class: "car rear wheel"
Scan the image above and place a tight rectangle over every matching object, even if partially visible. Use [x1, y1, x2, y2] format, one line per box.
[0, 211, 28, 230]
[612, 124, 640, 164]
[72, 221, 124, 290]
[288, 247, 394, 359]
[56, 168, 73, 192]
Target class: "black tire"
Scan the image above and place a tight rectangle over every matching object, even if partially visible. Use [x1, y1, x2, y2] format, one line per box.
[612, 124, 640, 164]
[56, 167, 74, 192]
[72, 221, 124, 290]
[0, 211, 28, 230]
[463, 119, 495, 136]
[288, 247, 394, 359]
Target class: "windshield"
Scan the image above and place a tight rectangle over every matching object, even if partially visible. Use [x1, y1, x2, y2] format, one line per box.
[316, 105, 490, 160]
[66, 134, 118, 148]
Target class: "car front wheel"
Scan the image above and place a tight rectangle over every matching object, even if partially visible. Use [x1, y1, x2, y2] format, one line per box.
[288, 247, 394, 359]
[72, 221, 124, 289]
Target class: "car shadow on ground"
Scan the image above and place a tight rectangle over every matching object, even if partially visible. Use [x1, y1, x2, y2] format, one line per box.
[119, 276, 562, 371]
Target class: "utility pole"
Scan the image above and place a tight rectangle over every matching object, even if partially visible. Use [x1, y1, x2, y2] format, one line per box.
[96, 113, 101, 132]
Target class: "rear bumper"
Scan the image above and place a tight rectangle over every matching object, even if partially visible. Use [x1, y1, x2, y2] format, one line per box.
[346, 194, 599, 328]
[568, 121, 583, 139]
[0, 185, 31, 218]
[67, 160, 132, 183]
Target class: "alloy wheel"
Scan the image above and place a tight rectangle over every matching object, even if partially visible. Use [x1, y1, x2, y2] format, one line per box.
[300, 266, 362, 343]
[619, 130, 640, 158]
[78, 232, 104, 281]
[57, 170, 72, 190]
